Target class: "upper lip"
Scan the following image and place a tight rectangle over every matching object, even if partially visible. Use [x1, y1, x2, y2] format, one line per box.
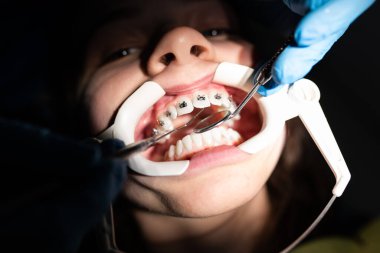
[163, 74, 215, 95]
[151, 61, 219, 95]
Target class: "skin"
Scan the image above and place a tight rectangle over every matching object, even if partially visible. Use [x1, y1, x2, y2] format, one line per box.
[80, 0, 287, 252]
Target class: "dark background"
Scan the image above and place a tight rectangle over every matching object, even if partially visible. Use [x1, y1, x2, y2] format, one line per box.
[307, 2, 380, 218]
[1, 0, 379, 220]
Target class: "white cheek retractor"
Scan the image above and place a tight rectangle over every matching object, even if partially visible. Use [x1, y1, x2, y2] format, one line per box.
[215, 63, 350, 197]
[98, 62, 350, 197]
[98, 81, 189, 176]
[97, 62, 253, 177]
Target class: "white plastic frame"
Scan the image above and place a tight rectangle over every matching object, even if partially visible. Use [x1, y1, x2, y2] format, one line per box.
[256, 79, 350, 197]
[98, 62, 350, 197]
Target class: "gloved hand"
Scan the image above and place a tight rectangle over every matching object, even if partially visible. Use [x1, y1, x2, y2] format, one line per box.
[258, 0, 375, 96]
[0, 118, 127, 253]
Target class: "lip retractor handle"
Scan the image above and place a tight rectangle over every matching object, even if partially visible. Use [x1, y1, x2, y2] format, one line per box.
[288, 79, 351, 197]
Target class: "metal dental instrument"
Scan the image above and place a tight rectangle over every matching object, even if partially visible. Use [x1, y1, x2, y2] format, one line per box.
[194, 36, 294, 133]
[115, 108, 206, 158]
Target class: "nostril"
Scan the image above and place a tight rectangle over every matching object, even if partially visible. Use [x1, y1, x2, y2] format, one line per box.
[160, 53, 175, 66]
[190, 45, 205, 57]
[157, 45, 209, 68]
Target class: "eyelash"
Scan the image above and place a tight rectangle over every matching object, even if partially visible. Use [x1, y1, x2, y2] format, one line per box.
[202, 28, 232, 39]
[102, 47, 140, 65]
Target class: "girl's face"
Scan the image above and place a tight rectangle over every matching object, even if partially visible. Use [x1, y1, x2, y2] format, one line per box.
[81, 0, 286, 217]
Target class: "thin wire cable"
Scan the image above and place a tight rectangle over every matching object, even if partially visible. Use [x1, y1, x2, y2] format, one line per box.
[106, 196, 336, 253]
[107, 205, 126, 253]
[280, 195, 337, 253]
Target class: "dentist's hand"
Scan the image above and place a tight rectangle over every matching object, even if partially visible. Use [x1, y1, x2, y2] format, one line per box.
[259, 0, 375, 96]
[0, 118, 127, 253]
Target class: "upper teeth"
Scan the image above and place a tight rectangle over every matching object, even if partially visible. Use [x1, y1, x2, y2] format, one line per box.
[166, 105, 178, 120]
[157, 89, 234, 132]
[158, 115, 174, 131]
[209, 89, 230, 107]
[228, 101, 241, 120]
[176, 97, 194, 116]
[192, 91, 211, 108]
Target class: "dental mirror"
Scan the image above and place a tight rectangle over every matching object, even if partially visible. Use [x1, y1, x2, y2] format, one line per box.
[194, 61, 271, 133]
[193, 110, 231, 133]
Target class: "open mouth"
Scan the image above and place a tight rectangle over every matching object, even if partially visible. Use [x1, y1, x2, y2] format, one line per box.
[100, 62, 276, 176]
[135, 83, 262, 162]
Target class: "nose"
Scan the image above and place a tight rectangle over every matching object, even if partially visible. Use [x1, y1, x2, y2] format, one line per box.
[147, 27, 215, 75]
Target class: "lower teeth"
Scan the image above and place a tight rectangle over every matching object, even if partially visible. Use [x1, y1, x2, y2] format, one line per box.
[166, 126, 242, 161]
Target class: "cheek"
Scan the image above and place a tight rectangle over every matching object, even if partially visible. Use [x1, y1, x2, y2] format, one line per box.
[84, 62, 147, 134]
[213, 40, 255, 67]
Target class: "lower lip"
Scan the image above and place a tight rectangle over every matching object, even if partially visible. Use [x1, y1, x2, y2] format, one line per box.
[186, 145, 251, 172]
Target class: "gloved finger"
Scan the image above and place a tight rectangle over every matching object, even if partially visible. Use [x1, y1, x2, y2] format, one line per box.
[272, 30, 343, 85]
[294, 0, 375, 46]
[258, 79, 288, 97]
[272, 0, 375, 85]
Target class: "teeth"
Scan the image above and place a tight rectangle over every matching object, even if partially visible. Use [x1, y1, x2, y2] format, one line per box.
[165, 127, 242, 160]
[192, 92, 211, 108]
[226, 118, 234, 127]
[201, 130, 213, 146]
[176, 140, 184, 157]
[221, 95, 232, 108]
[227, 128, 241, 142]
[155, 89, 239, 132]
[157, 115, 174, 131]
[220, 128, 231, 144]
[176, 97, 194, 116]
[182, 135, 193, 151]
[211, 128, 222, 144]
[209, 90, 223, 106]
[168, 145, 175, 161]
[152, 128, 159, 136]
[166, 105, 177, 120]
[209, 90, 230, 107]
[191, 133, 203, 148]
[152, 126, 170, 144]
[229, 102, 241, 120]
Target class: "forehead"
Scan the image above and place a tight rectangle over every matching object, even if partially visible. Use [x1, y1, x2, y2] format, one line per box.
[90, 0, 232, 29]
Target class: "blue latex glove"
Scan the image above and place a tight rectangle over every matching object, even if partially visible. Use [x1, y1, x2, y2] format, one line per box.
[0, 118, 127, 253]
[258, 0, 375, 96]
